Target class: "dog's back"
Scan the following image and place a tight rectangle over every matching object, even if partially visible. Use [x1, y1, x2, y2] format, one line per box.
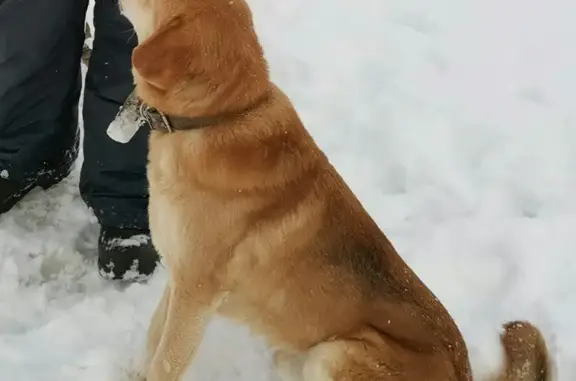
[213, 108, 551, 380]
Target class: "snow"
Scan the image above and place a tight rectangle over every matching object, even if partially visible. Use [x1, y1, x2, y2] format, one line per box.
[1, 0, 575, 379]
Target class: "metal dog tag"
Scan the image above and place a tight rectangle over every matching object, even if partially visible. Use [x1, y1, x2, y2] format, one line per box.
[106, 90, 147, 144]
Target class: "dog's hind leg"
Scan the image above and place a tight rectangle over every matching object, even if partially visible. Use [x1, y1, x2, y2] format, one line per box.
[301, 339, 416, 381]
[302, 341, 375, 381]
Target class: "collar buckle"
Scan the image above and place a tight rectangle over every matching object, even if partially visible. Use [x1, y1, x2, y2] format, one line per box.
[139, 103, 174, 133]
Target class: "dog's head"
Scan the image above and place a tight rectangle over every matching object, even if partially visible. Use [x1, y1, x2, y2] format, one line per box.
[119, 0, 154, 41]
[120, 0, 270, 118]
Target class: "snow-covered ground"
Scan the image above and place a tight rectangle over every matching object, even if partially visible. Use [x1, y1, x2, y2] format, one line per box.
[1, 0, 575, 379]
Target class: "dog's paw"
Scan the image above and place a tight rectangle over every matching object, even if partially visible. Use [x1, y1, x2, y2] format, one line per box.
[130, 373, 147, 381]
[112, 368, 147, 381]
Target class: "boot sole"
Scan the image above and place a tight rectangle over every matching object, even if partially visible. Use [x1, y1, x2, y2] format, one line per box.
[0, 165, 73, 214]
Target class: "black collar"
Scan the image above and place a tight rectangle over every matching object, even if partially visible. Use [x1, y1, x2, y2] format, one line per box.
[138, 94, 270, 133]
[138, 103, 224, 133]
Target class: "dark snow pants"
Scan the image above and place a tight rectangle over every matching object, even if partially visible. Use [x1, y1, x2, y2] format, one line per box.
[0, 0, 150, 229]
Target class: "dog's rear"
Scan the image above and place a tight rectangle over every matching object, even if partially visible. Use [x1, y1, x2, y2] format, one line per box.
[315, 320, 552, 381]
[117, 1, 555, 381]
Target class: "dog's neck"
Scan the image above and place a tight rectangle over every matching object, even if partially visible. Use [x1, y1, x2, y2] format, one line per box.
[139, 93, 270, 134]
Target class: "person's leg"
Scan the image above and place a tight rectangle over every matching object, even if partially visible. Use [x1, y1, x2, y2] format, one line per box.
[81, 0, 158, 281]
[0, 0, 87, 212]
[82, 23, 92, 65]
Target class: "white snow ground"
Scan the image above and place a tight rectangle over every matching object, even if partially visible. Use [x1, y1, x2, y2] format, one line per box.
[1, 0, 575, 379]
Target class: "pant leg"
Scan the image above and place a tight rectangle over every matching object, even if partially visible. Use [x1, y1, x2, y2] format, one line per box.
[80, 0, 150, 230]
[0, 0, 87, 183]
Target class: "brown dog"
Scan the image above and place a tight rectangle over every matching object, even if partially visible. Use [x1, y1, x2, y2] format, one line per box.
[117, 1, 554, 380]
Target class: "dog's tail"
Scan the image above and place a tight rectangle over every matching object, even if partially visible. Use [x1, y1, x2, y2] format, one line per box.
[488, 321, 554, 381]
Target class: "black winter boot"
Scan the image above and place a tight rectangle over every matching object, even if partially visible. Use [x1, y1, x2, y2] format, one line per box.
[98, 226, 160, 281]
[0, 153, 75, 214]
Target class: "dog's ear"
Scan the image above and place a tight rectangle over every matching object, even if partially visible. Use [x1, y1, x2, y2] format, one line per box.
[132, 16, 191, 90]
